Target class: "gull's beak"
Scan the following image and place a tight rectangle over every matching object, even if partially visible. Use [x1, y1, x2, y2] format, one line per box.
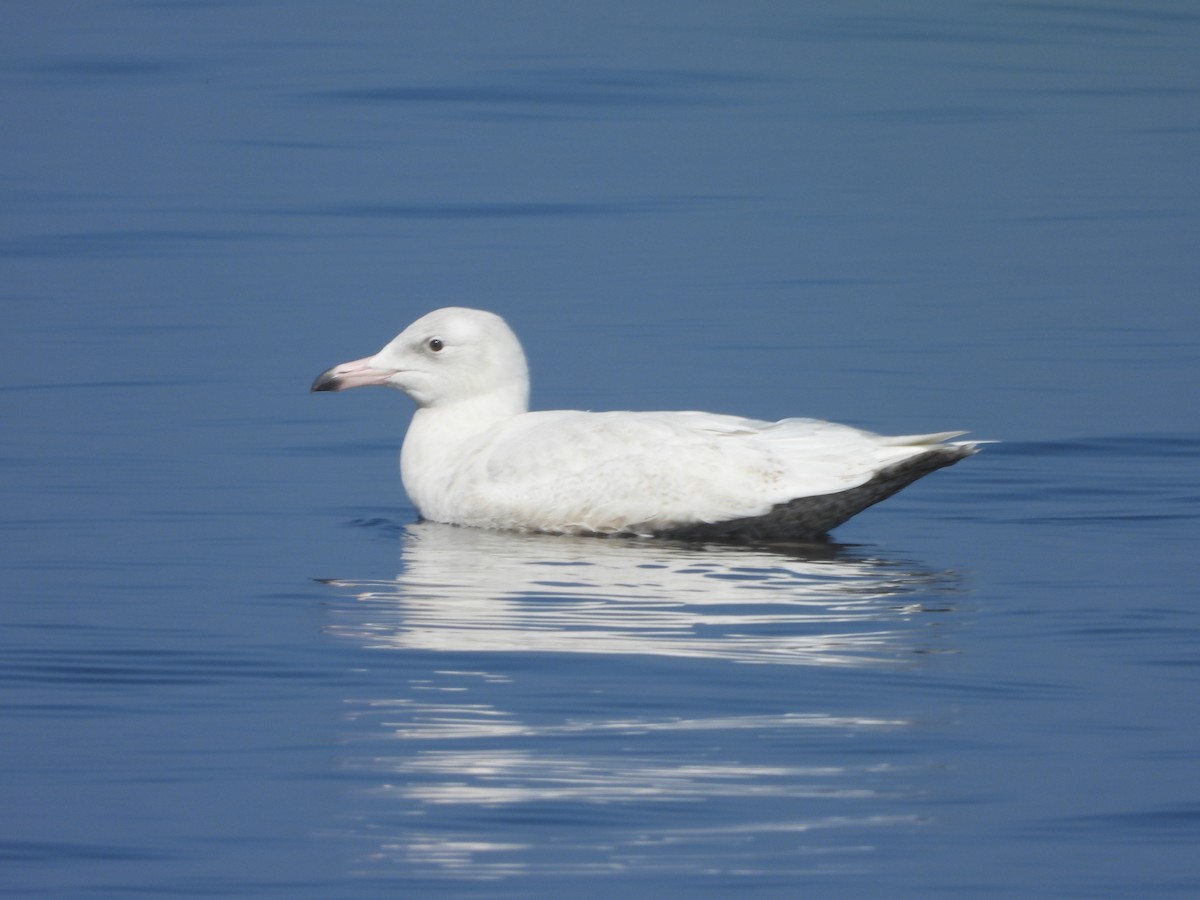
[310, 357, 396, 392]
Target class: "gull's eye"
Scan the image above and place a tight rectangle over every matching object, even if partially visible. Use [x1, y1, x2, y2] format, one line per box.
[428, 338, 444, 352]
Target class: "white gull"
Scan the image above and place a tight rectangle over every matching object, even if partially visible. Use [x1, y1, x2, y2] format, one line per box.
[312, 307, 979, 540]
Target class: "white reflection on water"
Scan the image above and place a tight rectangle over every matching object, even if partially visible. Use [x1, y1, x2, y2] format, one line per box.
[325, 524, 961, 882]
[351, 745, 922, 879]
[326, 522, 960, 668]
[342, 702, 907, 742]
[368, 749, 894, 804]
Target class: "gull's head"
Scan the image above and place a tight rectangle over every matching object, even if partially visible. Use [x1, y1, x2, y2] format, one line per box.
[311, 307, 530, 410]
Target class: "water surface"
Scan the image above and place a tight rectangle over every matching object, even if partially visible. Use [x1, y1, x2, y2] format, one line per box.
[2, 2, 1198, 897]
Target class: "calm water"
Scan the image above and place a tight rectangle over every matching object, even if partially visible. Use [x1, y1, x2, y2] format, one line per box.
[3, 2, 1199, 897]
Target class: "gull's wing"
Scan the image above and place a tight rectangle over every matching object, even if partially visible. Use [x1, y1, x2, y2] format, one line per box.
[473, 410, 956, 534]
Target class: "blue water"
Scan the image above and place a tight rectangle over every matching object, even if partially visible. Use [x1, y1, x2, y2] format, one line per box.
[3, 2, 1199, 897]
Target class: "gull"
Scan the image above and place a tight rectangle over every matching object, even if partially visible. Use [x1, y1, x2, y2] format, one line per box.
[312, 307, 979, 540]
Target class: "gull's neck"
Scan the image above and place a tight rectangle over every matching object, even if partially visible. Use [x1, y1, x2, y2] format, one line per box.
[400, 382, 528, 521]
[419, 380, 528, 429]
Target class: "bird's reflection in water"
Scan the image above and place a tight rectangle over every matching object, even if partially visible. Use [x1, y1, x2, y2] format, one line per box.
[327, 522, 959, 667]
[323, 522, 963, 883]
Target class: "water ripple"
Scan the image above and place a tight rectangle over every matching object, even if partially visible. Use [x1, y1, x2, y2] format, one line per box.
[315, 67, 766, 113]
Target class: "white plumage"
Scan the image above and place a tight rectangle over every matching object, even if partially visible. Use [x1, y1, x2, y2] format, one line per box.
[312, 307, 978, 539]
